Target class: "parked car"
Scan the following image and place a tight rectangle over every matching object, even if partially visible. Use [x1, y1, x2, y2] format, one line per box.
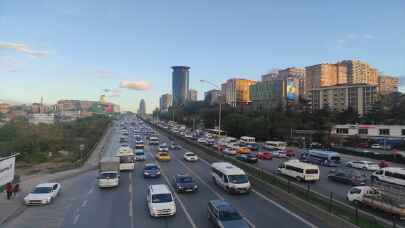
[236, 153, 258, 163]
[207, 200, 250, 228]
[346, 161, 379, 171]
[328, 168, 367, 185]
[24, 183, 62, 205]
[257, 151, 273, 160]
[173, 174, 198, 193]
[143, 163, 161, 178]
[183, 152, 199, 162]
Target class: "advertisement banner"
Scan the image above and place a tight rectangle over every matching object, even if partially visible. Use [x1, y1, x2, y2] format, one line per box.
[0, 157, 15, 186]
[286, 79, 298, 101]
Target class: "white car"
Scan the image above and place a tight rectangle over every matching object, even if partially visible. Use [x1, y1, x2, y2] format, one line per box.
[198, 138, 207, 144]
[147, 184, 176, 217]
[223, 147, 238, 155]
[346, 161, 380, 171]
[371, 144, 382, 149]
[184, 152, 199, 162]
[24, 183, 62, 205]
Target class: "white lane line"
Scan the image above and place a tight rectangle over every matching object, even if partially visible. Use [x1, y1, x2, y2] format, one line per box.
[129, 172, 134, 228]
[81, 200, 88, 208]
[129, 200, 133, 217]
[73, 214, 80, 225]
[150, 151, 198, 228]
[252, 189, 318, 228]
[87, 187, 94, 195]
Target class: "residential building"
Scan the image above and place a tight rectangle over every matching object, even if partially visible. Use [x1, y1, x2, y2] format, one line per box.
[339, 60, 378, 85]
[172, 66, 190, 106]
[305, 63, 348, 94]
[378, 75, 399, 95]
[188, 89, 198, 101]
[278, 67, 305, 97]
[250, 80, 285, 111]
[309, 84, 377, 116]
[138, 99, 146, 116]
[204, 89, 221, 105]
[261, 70, 280, 81]
[0, 103, 10, 113]
[7, 110, 28, 120]
[331, 124, 405, 140]
[159, 94, 173, 112]
[221, 78, 256, 107]
[29, 113, 55, 125]
[100, 95, 108, 104]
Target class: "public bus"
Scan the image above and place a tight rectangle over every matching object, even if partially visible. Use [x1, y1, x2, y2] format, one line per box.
[116, 146, 135, 171]
[240, 136, 255, 145]
[264, 141, 287, 150]
[278, 159, 320, 182]
[300, 149, 341, 167]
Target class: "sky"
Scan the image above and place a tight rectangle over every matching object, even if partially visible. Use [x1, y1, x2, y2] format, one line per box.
[1, 0, 405, 112]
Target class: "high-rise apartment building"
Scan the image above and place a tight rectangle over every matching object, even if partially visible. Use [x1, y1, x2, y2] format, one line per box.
[250, 80, 286, 111]
[378, 75, 399, 95]
[339, 60, 378, 85]
[308, 84, 377, 116]
[138, 99, 146, 116]
[204, 89, 221, 105]
[188, 89, 198, 102]
[221, 78, 256, 107]
[304, 63, 348, 94]
[172, 66, 190, 106]
[159, 94, 173, 112]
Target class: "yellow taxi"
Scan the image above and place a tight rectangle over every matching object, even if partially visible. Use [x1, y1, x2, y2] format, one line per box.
[238, 147, 251, 154]
[156, 152, 171, 161]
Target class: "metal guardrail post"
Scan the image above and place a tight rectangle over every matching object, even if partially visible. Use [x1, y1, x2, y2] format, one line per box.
[329, 192, 333, 213]
[355, 202, 358, 225]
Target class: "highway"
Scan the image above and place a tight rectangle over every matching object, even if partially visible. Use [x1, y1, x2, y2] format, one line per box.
[4, 123, 330, 228]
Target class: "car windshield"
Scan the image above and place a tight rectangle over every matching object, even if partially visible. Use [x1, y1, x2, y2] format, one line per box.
[228, 175, 249, 184]
[119, 156, 134, 163]
[178, 176, 193, 183]
[100, 173, 117, 179]
[152, 194, 173, 203]
[186, 153, 195, 156]
[135, 152, 144, 155]
[32, 187, 52, 194]
[219, 209, 242, 221]
[145, 165, 159, 171]
[305, 169, 319, 174]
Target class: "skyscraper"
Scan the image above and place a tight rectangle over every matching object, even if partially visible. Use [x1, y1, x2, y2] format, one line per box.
[188, 89, 198, 101]
[172, 66, 190, 106]
[138, 99, 146, 116]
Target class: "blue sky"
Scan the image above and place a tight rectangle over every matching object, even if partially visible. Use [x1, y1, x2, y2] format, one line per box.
[1, 0, 404, 112]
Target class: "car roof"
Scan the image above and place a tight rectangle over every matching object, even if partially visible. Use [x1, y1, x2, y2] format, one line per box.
[210, 200, 235, 211]
[36, 183, 59, 188]
[145, 163, 158, 167]
[176, 174, 192, 178]
[149, 184, 171, 194]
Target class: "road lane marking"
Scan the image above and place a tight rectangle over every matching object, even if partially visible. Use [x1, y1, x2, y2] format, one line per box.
[81, 200, 88, 208]
[150, 150, 198, 228]
[129, 172, 134, 228]
[252, 189, 318, 228]
[73, 214, 80, 225]
[87, 187, 94, 195]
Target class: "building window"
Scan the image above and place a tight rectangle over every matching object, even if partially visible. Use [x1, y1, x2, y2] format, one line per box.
[358, 128, 368, 135]
[336, 128, 349, 134]
[402, 129, 405, 136]
[379, 129, 390, 136]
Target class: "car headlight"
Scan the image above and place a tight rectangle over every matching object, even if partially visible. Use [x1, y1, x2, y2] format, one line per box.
[42, 199, 49, 204]
[144, 172, 149, 175]
[194, 185, 198, 189]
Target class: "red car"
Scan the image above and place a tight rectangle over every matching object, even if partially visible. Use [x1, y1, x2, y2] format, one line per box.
[257, 152, 273, 160]
[378, 160, 390, 168]
[284, 149, 295, 157]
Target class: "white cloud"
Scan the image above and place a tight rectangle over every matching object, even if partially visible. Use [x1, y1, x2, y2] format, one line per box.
[119, 80, 151, 90]
[0, 42, 49, 57]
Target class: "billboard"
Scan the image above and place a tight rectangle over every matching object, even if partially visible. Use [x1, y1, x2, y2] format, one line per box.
[0, 156, 15, 186]
[286, 79, 298, 101]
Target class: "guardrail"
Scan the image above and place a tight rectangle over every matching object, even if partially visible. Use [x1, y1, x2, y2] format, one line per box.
[151, 123, 402, 228]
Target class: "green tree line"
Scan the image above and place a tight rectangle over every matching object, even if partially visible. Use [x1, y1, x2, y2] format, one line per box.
[0, 115, 111, 163]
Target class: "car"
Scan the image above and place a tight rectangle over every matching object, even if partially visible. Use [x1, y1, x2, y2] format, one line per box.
[143, 163, 161, 178]
[238, 147, 251, 154]
[158, 144, 169, 152]
[346, 161, 380, 171]
[170, 143, 181, 150]
[236, 153, 258, 163]
[223, 147, 238, 155]
[257, 151, 273, 160]
[198, 138, 207, 144]
[268, 148, 286, 158]
[378, 160, 390, 168]
[147, 184, 176, 217]
[173, 174, 198, 192]
[370, 144, 382, 149]
[282, 149, 296, 157]
[247, 143, 260, 151]
[24, 183, 61, 205]
[156, 152, 171, 161]
[207, 200, 250, 228]
[328, 168, 367, 186]
[183, 152, 198, 162]
[135, 149, 146, 161]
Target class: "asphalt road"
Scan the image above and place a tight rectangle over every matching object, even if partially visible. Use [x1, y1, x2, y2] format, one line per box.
[4, 124, 329, 228]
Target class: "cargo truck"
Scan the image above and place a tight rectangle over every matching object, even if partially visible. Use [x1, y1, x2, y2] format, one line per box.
[98, 157, 120, 188]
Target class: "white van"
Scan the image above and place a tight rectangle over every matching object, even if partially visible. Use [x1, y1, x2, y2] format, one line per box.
[264, 141, 287, 150]
[211, 162, 251, 194]
[278, 159, 320, 182]
[240, 136, 255, 144]
[372, 167, 405, 187]
[147, 184, 176, 217]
